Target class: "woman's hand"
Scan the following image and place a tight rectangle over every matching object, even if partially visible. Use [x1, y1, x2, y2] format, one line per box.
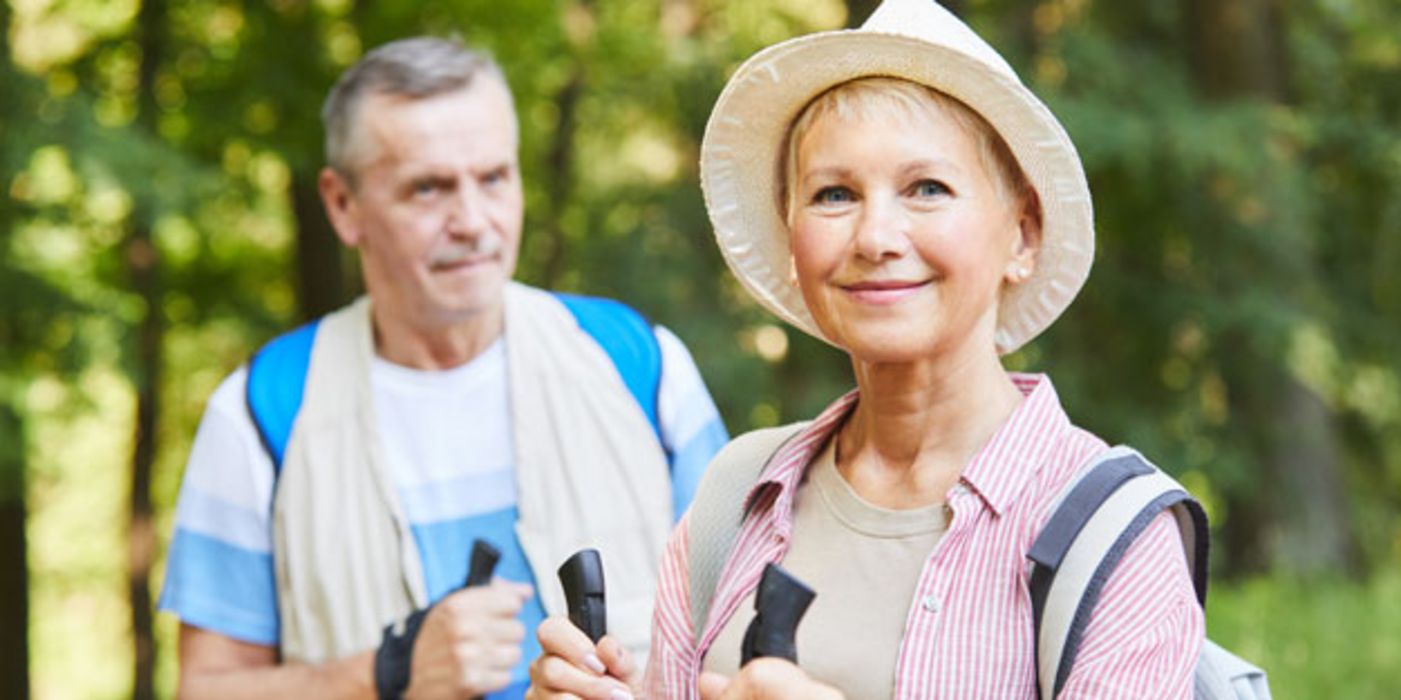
[698, 659, 844, 700]
[526, 615, 640, 700]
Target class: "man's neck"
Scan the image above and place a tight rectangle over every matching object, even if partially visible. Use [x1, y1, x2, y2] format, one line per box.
[370, 302, 504, 370]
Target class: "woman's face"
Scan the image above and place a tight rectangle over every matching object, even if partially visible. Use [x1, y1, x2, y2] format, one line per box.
[787, 103, 1039, 364]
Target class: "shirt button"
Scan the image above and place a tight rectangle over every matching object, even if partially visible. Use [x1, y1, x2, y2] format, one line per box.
[921, 595, 940, 613]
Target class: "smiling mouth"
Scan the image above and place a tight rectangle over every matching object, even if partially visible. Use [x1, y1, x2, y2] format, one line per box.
[839, 279, 932, 304]
[842, 279, 929, 291]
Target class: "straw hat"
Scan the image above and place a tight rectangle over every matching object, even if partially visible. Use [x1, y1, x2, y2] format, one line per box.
[700, 0, 1094, 354]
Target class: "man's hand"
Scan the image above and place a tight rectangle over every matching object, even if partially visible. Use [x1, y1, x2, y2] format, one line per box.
[525, 615, 638, 700]
[698, 659, 843, 700]
[404, 579, 535, 699]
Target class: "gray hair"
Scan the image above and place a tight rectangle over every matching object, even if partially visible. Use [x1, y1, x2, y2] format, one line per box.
[322, 36, 508, 182]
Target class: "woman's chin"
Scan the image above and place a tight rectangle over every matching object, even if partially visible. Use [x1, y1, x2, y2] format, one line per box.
[831, 329, 942, 365]
[826, 319, 995, 368]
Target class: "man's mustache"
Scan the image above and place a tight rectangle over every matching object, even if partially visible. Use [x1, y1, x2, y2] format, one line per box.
[429, 237, 502, 267]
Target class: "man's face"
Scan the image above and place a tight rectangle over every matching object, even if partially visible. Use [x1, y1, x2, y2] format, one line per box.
[322, 78, 524, 330]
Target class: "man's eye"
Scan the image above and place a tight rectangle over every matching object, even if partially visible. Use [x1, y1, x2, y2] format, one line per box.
[911, 179, 949, 198]
[412, 181, 441, 197]
[812, 186, 854, 205]
[482, 168, 510, 188]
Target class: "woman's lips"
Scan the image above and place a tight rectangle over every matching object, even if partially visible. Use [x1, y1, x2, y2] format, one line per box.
[840, 279, 931, 305]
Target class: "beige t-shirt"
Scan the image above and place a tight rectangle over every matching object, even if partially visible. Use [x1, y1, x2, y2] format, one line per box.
[702, 438, 950, 698]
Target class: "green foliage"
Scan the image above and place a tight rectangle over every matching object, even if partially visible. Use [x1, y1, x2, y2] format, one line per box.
[1208, 566, 1401, 700]
[4, 0, 1401, 696]
[1031, 0, 1401, 575]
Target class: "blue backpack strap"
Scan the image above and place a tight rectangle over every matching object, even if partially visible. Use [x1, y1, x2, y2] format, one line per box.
[245, 297, 665, 470]
[245, 320, 321, 474]
[552, 292, 664, 444]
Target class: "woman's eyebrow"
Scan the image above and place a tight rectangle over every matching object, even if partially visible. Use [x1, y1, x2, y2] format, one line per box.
[800, 165, 853, 184]
[898, 158, 963, 176]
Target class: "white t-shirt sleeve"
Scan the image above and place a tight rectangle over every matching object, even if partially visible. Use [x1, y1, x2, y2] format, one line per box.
[157, 367, 281, 646]
[653, 325, 729, 520]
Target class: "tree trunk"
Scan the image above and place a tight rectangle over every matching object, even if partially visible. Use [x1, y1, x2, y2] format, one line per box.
[537, 2, 591, 289]
[127, 1, 165, 697]
[844, 0, 880, 27]
[1184, 0, 1292, 103]
[125, 232, 160, 700]
[290, 171, 348, 321]
[1266, 373, 1355, 573]
[0, 3, 32, 696]
[844, 0, 962, 27]
[0, 402, 29, 699]
[1184, 0, 1354, 577]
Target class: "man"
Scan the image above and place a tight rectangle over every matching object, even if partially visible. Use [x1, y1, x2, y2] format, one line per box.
[159, 37, 729, 699]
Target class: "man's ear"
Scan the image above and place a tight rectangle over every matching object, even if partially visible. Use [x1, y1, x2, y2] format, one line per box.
[319, 167, 362, 247]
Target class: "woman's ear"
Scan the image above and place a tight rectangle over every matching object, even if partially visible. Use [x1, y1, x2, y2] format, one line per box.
[1004, 189, 1044, 285]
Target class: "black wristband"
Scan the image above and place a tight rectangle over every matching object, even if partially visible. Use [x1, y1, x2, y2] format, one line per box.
[374, 608, 430, 700]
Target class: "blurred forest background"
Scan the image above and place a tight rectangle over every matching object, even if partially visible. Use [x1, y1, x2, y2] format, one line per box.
[2, 0, 1399, 697]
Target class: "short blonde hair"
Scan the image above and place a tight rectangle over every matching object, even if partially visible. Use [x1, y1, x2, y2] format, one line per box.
[779, 77, 1036, 223]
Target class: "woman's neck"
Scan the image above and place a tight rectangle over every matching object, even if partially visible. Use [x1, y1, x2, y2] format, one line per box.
[837, 345, 1024, 509]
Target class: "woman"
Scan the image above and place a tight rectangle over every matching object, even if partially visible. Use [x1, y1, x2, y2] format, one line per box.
[528, 0, 1203, 698]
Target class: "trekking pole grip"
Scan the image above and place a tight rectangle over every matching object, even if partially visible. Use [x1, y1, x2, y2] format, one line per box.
[558, 549, 607, 644]
[740, 563, 815, 665]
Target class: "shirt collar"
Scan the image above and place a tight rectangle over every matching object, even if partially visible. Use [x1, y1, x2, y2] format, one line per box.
[957, 373, 1070, 516]
[740, 373, 1070, 526]
[741, 389, 858, 536]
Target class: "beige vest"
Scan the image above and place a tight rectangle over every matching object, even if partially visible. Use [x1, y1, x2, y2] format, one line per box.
[271, 284, 673, 664]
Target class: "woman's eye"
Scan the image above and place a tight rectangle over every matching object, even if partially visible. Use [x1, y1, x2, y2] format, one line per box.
[812, 186, 854, 205]
[911, 179, 949, 198]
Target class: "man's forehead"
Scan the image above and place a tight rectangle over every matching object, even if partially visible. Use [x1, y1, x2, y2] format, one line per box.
[354, 80, 518, 166]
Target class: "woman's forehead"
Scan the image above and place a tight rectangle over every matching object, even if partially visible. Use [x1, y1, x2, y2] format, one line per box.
[803, 79, 987, 133]
[789, 79, 1029, 205]
[797, 104, 984, 167]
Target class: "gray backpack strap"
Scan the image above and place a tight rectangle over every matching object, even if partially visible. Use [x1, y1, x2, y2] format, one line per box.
[1028, 446, 1210, 699]
[686, 422, 809, 646]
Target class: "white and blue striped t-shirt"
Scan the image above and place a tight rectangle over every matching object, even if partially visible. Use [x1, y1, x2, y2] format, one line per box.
[158, 325, 728, 699]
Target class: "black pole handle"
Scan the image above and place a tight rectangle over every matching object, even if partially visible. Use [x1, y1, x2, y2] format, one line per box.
[464, 539, 502, 589]
[558, 549, 607, 644]
[464, 540, 503, 700]
[740, 563, 815, 665]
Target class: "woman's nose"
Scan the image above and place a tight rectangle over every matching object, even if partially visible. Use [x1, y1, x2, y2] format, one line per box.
[853, 194, 911, 261]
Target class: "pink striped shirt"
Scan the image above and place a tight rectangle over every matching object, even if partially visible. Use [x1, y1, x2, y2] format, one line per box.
[645, 373, 1203, 699]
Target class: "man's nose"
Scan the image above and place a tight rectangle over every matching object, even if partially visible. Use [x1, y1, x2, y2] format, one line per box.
[448, 183, 490, 237]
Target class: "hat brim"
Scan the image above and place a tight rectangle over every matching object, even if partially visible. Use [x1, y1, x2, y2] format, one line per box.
[701, 30, 1094, 354]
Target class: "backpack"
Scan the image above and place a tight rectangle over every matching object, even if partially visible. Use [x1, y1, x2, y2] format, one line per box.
[244, 292, 666, 473]
[1029, 445, 1270, 700]
[686, 429, 1271, 699]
